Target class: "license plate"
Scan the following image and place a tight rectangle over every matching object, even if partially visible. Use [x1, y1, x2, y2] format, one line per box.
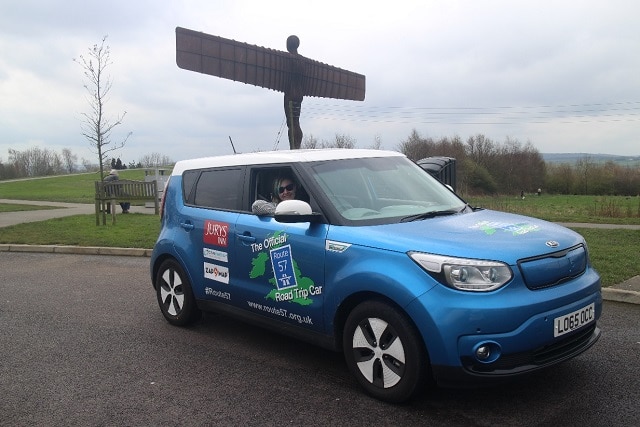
[554, 303, 595, 337]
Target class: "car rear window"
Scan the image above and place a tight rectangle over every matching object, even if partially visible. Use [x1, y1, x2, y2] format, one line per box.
[185, 168, 244, 210]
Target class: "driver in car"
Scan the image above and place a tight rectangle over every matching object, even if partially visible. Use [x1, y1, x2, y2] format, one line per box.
[252, 176, 297, 215]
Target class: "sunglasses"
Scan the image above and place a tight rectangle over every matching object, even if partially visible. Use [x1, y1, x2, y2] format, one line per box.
[278, 183, 295, 194]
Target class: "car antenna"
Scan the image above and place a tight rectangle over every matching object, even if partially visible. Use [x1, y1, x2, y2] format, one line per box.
[228, 136, 237, 154]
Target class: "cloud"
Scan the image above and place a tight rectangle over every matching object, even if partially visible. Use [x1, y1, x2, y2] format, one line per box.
[1, 0, 638, 166]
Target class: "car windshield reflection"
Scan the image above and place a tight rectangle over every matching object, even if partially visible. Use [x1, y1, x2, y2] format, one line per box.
[310, 156, 466, 222]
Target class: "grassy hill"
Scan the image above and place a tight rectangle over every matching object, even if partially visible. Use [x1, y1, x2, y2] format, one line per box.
[0, 169, 153, 203]
[542, 153, 640, 166]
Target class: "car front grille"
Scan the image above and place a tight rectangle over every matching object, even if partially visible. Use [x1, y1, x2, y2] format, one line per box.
[517, 244, 587, 290]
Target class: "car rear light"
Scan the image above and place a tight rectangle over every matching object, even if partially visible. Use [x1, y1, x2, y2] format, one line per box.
[159, 177, 171, 220]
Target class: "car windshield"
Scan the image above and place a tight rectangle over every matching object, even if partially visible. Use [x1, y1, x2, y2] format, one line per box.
[309, 156, 466, 223]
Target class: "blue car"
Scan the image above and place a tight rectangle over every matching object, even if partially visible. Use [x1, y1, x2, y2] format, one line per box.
[150, 149, 601, 402]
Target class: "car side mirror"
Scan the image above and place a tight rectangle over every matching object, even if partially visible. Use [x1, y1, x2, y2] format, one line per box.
[274, 200, 322, 223]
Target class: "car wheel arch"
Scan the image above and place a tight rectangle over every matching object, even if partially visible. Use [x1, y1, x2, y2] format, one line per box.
[151, 253, 195, 292]
[333, 292, 429, 358]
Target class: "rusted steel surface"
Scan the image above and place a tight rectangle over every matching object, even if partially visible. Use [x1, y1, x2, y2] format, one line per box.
[176, 27, 366, 101]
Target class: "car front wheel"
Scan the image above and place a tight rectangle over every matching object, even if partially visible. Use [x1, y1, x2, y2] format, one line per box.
[156, 259, 201, 326]
[343, 300, 427, 403]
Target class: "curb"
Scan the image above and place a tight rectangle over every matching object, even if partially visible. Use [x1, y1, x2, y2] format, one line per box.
[0, 244, 151, 257]
[600, 287, 640, 305]
[1, 244, 639, 305]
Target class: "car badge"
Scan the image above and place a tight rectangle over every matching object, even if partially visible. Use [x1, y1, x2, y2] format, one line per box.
[325, 240, 351, 253]
[546, 240, 559, 248]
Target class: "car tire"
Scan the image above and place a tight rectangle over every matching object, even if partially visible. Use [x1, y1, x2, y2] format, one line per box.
[156, 259, 201, 326]
[343, 300, 427, 403]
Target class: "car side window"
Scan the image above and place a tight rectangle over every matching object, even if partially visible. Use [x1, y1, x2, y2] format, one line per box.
[251, 167, 311, 208]
[254, 169, 280, 203]
[182, 170, 199, 202]
[190, 168, 244, 210]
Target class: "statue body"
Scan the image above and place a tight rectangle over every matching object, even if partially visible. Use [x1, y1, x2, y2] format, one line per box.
[175, 27, 366, 149]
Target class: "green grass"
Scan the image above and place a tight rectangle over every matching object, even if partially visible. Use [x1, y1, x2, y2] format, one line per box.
[0, 213, 160, 248]
[573, 228, 640, 286]
[1, 174, 639, 286]
[0, 169, 148, 203]
[0, 171, 162, 249]
[0, 214, 635, 286]
[467, 194, 640, 224]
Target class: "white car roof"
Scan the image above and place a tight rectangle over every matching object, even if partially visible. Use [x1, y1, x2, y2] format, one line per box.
[171, 149, 405, 176]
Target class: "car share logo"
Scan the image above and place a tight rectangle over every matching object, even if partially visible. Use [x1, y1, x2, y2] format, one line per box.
[203, 247, 228, 263]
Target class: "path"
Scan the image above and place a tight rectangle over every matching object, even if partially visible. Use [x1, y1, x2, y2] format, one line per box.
[0, 199, 155, 228]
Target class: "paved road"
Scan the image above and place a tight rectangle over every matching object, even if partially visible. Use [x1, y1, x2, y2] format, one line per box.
[0, 252, 638, 426]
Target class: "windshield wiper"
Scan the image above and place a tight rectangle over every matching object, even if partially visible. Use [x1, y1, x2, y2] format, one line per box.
[400, 206, 467, 223]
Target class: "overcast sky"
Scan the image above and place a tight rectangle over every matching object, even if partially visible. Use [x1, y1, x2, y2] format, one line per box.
[1, 0, 639, 166]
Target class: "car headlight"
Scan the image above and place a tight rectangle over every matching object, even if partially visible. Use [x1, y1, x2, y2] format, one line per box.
[409, 252, 512, 292]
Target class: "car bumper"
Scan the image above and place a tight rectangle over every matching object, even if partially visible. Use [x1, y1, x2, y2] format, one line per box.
[431, 323, 600, 387]
[406, 271, 602, 386]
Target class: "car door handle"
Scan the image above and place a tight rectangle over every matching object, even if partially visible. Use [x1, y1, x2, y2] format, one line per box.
[237, 233, 256, 243]
[180, 221, 194, 231]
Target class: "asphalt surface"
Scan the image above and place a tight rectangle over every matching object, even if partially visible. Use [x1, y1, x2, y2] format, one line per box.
[1, 198, 639, 305]
[0, 252, 639, 426]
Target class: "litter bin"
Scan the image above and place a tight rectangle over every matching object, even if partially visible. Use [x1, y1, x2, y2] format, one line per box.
[144, 168, 170, 208]
[416, 157, 456, 192]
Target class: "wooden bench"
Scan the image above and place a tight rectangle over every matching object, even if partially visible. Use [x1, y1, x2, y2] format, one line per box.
[95, 180, 159, 225]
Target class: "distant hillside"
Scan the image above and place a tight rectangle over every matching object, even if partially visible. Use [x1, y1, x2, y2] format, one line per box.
[542, 153, 640, 166]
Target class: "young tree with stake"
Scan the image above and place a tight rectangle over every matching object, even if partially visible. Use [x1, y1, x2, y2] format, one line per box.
[75, 36, 131, 182]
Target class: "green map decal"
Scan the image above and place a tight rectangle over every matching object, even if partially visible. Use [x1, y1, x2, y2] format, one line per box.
[471, 220, 541, 236]
[250, 252, 269, 278]
[249, 231, 317, 306]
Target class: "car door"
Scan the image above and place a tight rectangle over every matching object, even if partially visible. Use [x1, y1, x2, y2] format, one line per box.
[178, 167, 243, 302]
[233, 213, 329, 332]
[228, 164, 330, 332]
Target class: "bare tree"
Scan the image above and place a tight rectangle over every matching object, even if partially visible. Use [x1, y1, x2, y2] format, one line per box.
[575, 155, 595, 195]
[332, 133, 356, 149]
[300, 133, 356, 149]
[81, 158, 98, 172]
[397, 129, 440, 161]
[75, 36, 131, 182]
[301, 134, 319, 149]
[466, 134, 496, 168]
[369, 134, 382, 150]
[7, 147, 64, 177]
[61, 148, 77, 173]
[139, 152, 174, 168]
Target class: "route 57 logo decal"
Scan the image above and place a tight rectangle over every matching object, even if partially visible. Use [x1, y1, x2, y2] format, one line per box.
[270, 245, 297, 290]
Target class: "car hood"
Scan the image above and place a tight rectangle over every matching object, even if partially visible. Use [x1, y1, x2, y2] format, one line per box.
[327, 209, 585, 264]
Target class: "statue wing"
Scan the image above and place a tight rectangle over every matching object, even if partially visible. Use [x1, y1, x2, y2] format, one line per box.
[176, 27, 365, 101]
[299, 56, 366, 101]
